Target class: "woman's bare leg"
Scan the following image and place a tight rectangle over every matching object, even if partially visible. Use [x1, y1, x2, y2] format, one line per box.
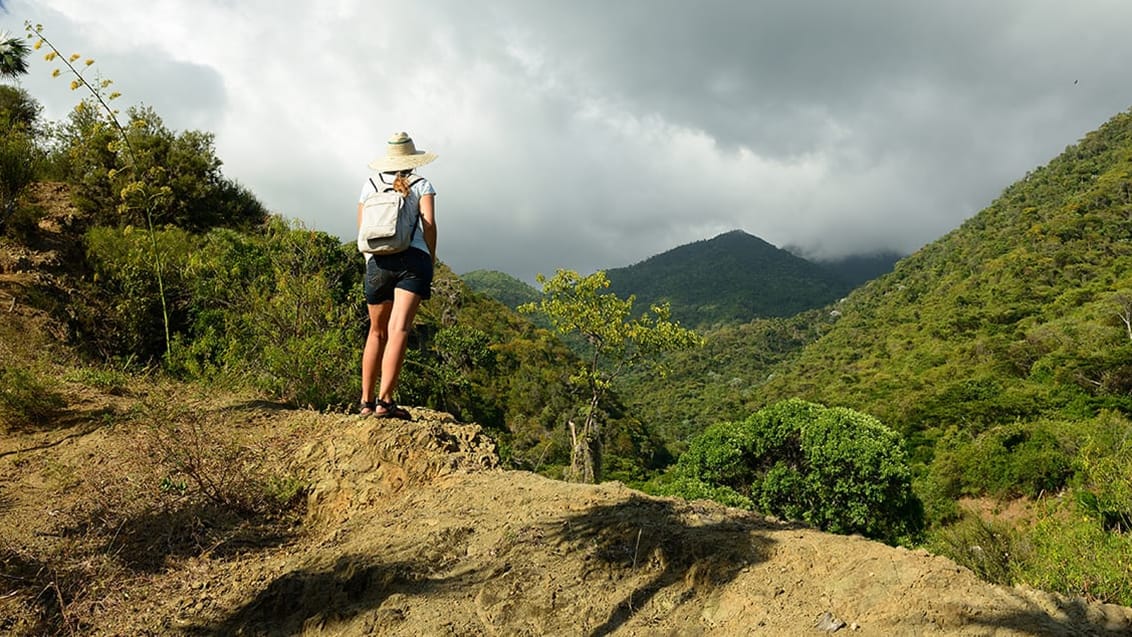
[378, 287, 423, 405]
[361, 300, 393, 405]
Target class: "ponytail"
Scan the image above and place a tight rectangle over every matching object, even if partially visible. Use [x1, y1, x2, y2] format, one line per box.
[392, 170, 413, 197]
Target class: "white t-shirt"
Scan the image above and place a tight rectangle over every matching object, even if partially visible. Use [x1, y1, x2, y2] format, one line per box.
[358, 174, 436, 257]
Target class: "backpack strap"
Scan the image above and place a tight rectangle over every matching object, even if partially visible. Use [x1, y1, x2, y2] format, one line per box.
[405, 176, 426, 243]
[370, 173, 424, 193]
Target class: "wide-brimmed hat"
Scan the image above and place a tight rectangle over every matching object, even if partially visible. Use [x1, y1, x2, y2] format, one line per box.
[368, 132, 438, 172]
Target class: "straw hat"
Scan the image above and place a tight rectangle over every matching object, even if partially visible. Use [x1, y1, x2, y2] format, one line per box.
[368, 132, 438, 172]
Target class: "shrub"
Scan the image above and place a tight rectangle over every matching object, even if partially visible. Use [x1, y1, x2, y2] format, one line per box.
[82, 225, 199, 362]
[169, 220, 363, 408]
[924, 421, 1076, 505]
[646, 473, 753, 509]
[926, 514, 1019, 586]
[0, 128, 41, 238]
[1013, 503, 1132, 606]
[0, 365, 65, 430]
[651, 398, 922, 544]
[140, 399, 308, 516]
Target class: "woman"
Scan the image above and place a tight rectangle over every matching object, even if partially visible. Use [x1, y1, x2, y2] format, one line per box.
[358, 132, 438, 418]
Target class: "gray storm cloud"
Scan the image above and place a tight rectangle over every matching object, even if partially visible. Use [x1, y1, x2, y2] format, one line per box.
[10, 0, 1132, 281]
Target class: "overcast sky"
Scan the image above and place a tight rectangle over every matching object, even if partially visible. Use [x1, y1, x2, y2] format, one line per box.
[6, 1, 1132, 283]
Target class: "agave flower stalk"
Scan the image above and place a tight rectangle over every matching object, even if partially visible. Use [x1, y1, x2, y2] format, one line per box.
[26, 21, 174, 359]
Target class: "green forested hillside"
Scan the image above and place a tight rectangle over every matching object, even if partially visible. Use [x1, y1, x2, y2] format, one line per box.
[754, 108, 1132, 449]
[460, 269, 540, 308]
[619, 309, 833, 448]
[605, 230, 850, 328]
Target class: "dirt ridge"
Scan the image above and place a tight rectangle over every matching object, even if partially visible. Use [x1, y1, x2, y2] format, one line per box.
[185, 415, 1132, 636]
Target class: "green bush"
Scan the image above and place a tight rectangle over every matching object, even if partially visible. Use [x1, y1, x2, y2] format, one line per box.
[168, 219, 363, 408]
[1013, 503, 1132, 606]
[650, 398, 922, 544]
[82, 225, 199, 362]
[926, 514, 1019, 586]
[924, 422, 1075, 506]
[0, 365, 65, 430]
[0, 128, 41, 238]
[646, 473, 753, 509]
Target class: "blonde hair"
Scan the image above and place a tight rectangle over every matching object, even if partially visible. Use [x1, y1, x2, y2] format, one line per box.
[392, 170, 413, 197]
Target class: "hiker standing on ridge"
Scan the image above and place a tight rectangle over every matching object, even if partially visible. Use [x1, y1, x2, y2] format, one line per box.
[356, 132, 438, 419]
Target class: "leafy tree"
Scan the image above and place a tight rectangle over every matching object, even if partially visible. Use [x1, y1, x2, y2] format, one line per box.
[0, 85, 39, 131]
[520, 269, 703, 483]
[652, 399, 922, 544]
[55, 103, 266, 231]
[0, 87, 42, 237]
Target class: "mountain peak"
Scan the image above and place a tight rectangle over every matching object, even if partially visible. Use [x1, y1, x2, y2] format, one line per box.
[605, 230, 850, 327]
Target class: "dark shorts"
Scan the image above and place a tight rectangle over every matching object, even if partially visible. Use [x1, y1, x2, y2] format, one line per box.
[364, 248, 433, 304]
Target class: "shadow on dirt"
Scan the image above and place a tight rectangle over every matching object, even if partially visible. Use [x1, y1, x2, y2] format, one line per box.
[975, 598, 1131, 636]
[0, 547, 74, 636]
[555, 495, 780, 636]
[0, 414, 112, 459]
[194, 494, 780, 636]
[188, 552, 460, 636]
[56, 501, 299, 574]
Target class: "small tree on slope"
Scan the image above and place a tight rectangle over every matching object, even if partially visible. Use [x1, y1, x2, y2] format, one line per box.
[521, 269, 703, 483]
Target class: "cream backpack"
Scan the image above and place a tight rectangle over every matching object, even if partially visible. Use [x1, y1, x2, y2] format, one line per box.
[357, 175, 423, 254]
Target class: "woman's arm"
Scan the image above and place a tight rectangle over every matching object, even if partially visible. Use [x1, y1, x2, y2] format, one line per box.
[419, 193, 437, 263]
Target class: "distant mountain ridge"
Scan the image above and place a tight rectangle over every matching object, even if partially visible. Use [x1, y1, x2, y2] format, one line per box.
[463, 234, 901, 328]
[604, 230, 852, 328]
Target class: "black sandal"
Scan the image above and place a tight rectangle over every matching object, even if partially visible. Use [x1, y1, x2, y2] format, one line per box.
[360, 400, 377, 416]
[375, 399, 412, 420]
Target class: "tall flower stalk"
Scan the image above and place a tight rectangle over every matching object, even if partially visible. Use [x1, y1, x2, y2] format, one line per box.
[26, 21, 174, 359]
